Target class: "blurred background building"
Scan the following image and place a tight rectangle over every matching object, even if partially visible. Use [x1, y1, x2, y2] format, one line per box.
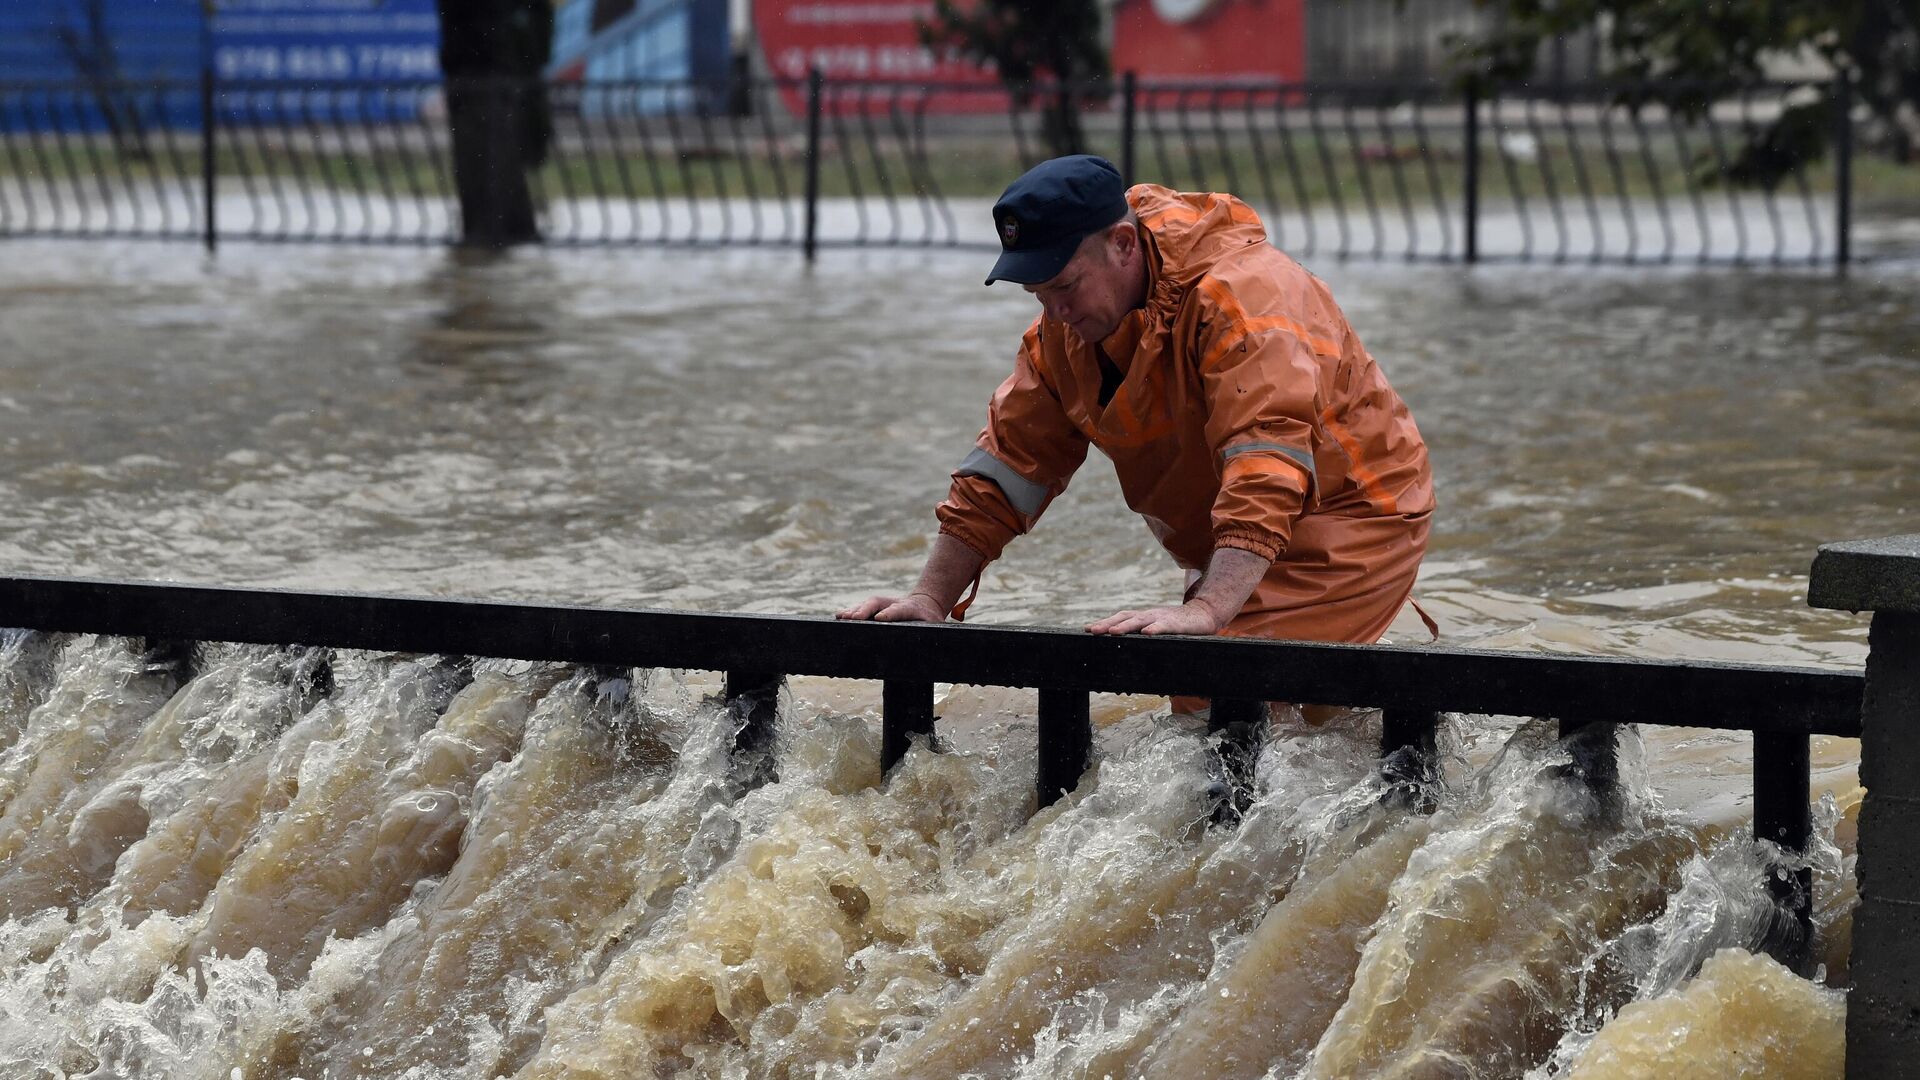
[2, 0, 1602, 114]
[549, 0, 730, 86]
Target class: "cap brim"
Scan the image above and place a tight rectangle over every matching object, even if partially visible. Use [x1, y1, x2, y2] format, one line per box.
[984, 240, 1079, 286]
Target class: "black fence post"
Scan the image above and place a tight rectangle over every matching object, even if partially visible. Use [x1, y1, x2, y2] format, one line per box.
[1036, 686, 1091, 807]
[881, 678, 935, 771]
[724, 669, 783, 762]
[1557, 718, 1618, 801]
[1381, 708, 1440, 808]
[1753, 729, 1812, 968]
[1120, 70, 1137, 187]
[803, 67, 823, 263]
[1209, 697, 1264, 821]
[1809, 535, 1920, 1078]
[1462, 81, 1480, 264]
[1833, 71, 1854, 274]
[199, 1, 216, 254]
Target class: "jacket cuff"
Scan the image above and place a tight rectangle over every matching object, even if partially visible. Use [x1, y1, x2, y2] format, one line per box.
[1212, 524, 1283, 562]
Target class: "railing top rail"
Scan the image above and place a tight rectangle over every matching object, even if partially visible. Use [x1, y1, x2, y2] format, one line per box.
[0, 574, 1862, 737]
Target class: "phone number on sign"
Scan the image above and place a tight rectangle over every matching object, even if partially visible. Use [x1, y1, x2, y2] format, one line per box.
[774, 44, 984, 80]
[215, 44, 440, 80]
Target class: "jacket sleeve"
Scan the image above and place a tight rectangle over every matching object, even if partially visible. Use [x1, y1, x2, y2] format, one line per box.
[935, 324, 1091, 563]
[1195, 278, 1327, 561]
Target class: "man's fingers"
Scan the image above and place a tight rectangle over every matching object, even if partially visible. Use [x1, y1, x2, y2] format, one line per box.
[837, 596, 896, 621]
[875, 599, 936, 623]
[837, 595, 949, 623]
[1089, 610, 1149, 635]
[1091, 606, 1214, 636]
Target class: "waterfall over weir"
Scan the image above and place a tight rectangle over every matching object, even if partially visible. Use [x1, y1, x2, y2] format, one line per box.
[0, 629, 1851, 1079]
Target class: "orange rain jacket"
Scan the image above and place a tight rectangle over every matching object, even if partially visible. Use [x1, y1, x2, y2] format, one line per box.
[936, 184, 1435, 645]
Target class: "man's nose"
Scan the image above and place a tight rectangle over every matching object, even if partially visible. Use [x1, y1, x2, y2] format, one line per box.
[1042, 295, 1070, 322]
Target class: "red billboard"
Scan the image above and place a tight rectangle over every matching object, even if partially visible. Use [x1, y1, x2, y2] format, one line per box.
[1111, 0, 1306, 82]
[754, 1, 999, 113]
[754, 0, 1307, 115]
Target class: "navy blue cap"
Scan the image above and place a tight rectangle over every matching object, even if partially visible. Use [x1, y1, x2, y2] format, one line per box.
[985, 155, 1129, 286]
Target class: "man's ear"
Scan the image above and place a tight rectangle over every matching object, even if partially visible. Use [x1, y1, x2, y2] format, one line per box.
[1109, 220, 1138, 259]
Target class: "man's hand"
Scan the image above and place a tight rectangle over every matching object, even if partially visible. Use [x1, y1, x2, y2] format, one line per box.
[1089, 547, 1273, 637]
[836, 593, 948, 623]
[836, 535, 985, 625]
[1087, 600, 1225, 636]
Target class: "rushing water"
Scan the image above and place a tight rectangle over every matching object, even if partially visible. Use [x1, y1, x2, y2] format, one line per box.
[0, 234, 1915, 1077]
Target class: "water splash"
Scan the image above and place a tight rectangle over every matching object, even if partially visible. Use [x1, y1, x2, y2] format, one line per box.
[0, 633, 1863, 1079]
[1554, 948, 1844, 1078]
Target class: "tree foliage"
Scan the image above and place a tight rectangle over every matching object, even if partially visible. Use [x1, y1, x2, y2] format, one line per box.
[918, 0, 1109, 157]
[1459, 0, 1920, 181]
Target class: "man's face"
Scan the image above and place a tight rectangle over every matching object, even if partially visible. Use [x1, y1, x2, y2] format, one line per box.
[1024, 225, 1139, 345]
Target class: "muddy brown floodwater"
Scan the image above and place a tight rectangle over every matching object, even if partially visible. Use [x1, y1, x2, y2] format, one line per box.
[0, 237, 1913, 1078]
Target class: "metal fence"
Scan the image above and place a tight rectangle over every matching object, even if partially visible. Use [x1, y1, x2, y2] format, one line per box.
[0, 566, 1873, 972]
[0, 73, 1874, 265]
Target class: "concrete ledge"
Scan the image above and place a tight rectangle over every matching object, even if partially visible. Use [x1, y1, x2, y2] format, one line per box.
[1809, 535, 1920, 614]
[1856, 797, 1920, 904]
[1848, 901, 1920, 1080]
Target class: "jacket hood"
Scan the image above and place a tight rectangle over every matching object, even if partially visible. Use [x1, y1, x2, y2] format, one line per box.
[1127, 184, 1272, 304]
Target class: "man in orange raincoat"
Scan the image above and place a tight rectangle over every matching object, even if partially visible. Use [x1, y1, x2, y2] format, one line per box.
[839, 155, 1434, 714]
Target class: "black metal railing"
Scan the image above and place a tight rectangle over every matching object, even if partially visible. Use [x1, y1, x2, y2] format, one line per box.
[0, 73, 1881, 265]
[0, 570, 1867, 959]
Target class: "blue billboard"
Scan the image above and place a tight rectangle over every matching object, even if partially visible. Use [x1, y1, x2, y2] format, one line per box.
[0, 0, 732, 130]
[0, 1, 440, 129]
[211, 0, 441, 83]
[0, 1, 442, 85]
[0, 1, 203, 84]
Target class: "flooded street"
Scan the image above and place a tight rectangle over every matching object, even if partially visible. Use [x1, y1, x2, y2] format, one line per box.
[2, 239, 1914, 658]
[0, 235, 1914, 1077]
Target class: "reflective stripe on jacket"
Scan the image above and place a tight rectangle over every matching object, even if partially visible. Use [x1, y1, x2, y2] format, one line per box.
[936, 184, 1435, 635]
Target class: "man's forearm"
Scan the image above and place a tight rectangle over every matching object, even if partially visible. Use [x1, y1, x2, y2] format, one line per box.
[1188, 546, 1273, 628]
[908, 533, 989, 614]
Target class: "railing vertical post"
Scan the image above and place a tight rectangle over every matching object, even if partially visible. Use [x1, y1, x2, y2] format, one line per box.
[881, 679, 935, 771]
[1210, 698, 1264, 819]
[1381, 708, 1440, 808]
[803, 67, 823, 263]
[1120, 70, 1137, 187]
[1833, 71, 1853, 274]
[1557, 718, 1618, 796]
[1753, 729, 1812, 967]
[199, 1, 217, 255]
[1462, 81, 1480, 264]
[1036, 686, 1090, 807]
[724, 669, 783, 761]
[1809, 535, 1920, 1078]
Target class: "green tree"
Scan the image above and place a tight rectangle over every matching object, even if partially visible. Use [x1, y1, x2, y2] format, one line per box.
[1458, 0, 1920, 183]
[919, 0, 1109, 158]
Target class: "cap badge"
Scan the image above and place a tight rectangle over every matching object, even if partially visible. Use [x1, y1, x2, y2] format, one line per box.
[999, 215, 1020, 247]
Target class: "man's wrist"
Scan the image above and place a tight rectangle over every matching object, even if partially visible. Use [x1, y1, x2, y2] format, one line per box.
[1185, 595, 1229, 630]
